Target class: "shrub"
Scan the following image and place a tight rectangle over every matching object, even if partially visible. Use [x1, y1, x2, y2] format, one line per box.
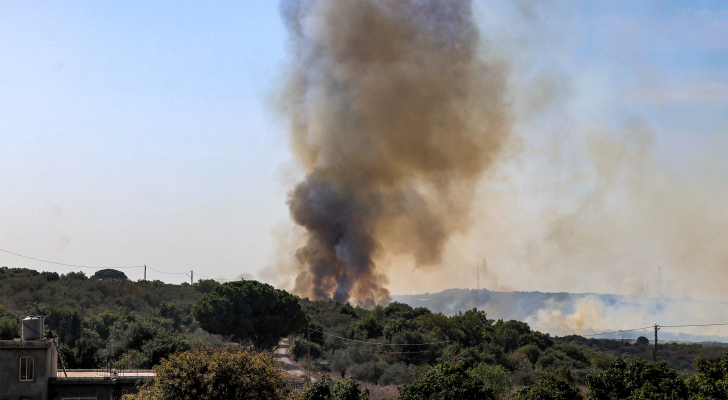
[512, 376, 582, 400]
[469, 363, 513, 400]
[290, 336, 324, 361]
[0, 316, 19, 340]
[121, 345, 284, 400]
[377, 362, 413, 386]
[397, 362, 495, 400]
[350, 361, 388, 383]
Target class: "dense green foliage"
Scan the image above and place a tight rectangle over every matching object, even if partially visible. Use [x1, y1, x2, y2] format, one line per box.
[121, 345, 284, 400]
[297, 375, 370, 400]
[4, 266, 728, 399]
[686, 353, 728, 399]
[92, 268, 128, 280]
[0, 266, 216, 314]
[0, 266, 223, 369]
[470, 363, 513, 399]
[586, 358, 688, 399]
[557, 335, 727, 373]
[396, 362, 496, 400]
[192, 280, 309, 349]
[512, 376, 583, 400]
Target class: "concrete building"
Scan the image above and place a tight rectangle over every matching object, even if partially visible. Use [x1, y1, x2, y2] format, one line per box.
[0, 338, 153, 400]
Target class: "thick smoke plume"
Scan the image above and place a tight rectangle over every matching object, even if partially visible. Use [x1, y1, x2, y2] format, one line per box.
[278, 0, 511, 307]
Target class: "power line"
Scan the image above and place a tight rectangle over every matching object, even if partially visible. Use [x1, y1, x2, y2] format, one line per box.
[0, 247, 141, 269]
[0, 246, 238, 281]
[582, 322, 728, 338]
[581, 326, 654, 337]
[146, 267, 186, 275]
[660, 322, 728, 328]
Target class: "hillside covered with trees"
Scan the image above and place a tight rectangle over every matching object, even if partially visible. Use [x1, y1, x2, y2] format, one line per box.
[2, 266, 728, 399]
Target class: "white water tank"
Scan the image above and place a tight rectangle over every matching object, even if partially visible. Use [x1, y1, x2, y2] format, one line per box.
[22, 315, 44, 340]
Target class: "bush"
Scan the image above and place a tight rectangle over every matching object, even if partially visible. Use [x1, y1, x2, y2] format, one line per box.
[330, 350, 351, 379]
[299, 375, 369, 400]
[585, 357, 687, 400]
[0, 316, 19, 340]
[512, 370, 538, 387]
[290, 336, 324, 361]
[377, 362, 413, 386]
[121, 345, 284, 400]
[512, 376, 583, 400]
[350, 361, 388, 383]
[397, 362, 495, 400]
[469, 363, 512, 400]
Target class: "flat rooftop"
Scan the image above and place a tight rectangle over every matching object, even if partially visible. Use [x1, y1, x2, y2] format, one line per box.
[57, 370, 155, 378]
[0, 339, 54, 348]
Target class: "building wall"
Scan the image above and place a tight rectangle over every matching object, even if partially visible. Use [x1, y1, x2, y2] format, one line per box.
[0, 340, 55, 400]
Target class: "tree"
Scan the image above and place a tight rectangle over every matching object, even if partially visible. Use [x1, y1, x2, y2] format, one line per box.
[685, 353, 728, 400]
[469, 363, 513, 400]
[397, 362, 496, 400]
[512, 376, 583, 400]
[298, 375, 369, 400]
[121, 345, 284, 400]
[0, 316, 19, 339]
[46, 307, 82, 346]
[192, 280, 308, 349]
[586, 357, 688, 400]
[158, 302, 192, 332]
[104, 317, 192, 368]
[92, 269, 128, 280]
[635, 336, 649, 346]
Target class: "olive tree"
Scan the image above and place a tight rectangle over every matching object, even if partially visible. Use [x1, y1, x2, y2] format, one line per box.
[192, 280, 308, 349]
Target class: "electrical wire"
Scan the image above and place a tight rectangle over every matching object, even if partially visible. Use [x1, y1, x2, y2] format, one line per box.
[660, 322, 728, 328]
[583, 322, 728, 338]
[0, 247, 141, 269]
[146, 267, 187, 275]
[580, 326, 654, 337]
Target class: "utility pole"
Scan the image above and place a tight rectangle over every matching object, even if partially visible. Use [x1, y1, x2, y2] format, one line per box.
[144, 265, 146, 281]
[307, 327, 311, 382]
[191, 270, 193, 285]
[653, 325, 660, 364]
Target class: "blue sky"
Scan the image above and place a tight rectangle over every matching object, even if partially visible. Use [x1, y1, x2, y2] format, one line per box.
[1, 1, 727, 296]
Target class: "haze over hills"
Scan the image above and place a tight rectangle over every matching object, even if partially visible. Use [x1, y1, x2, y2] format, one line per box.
[393, 288, 728, 343]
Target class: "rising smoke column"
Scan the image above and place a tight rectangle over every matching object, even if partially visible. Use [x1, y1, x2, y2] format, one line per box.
[279, 0, 512, 307]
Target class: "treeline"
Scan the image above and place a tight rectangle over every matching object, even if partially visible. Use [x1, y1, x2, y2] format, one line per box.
[292, 297, 728, 394]
[292, 299, 612, 389]
[556, 335, 728, 373]
[3, 266, 728, 399]
[0, 266, 224, 369]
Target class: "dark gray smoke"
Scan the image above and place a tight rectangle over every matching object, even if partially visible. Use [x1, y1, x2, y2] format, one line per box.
[279, 0, 512, 307]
